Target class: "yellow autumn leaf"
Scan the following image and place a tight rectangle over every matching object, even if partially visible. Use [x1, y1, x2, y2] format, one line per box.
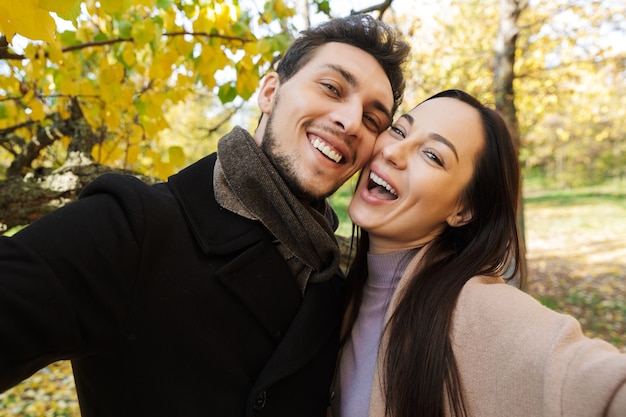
[193, 8, 215, 34]
[174, 36, 194, 57]
[236, 69, 259, 100]
[59, 102, 71, 119]
[129, 125, 144, 145]
[60, 135, 71, 148]
[78, 79, 96, 96]
[273, 0, 288, 16]
[142, 118, 160, 138]
[82, 106, 102, 129]
[149, 62, 166, 80]
[0, 4, 56, 43]
[214, 3, 236, 32]
[153, 156, 174, 180]
[39, 0, 81, 20]
[0, 74, 19, 92]
[100, 0, 124, 14]
[91, 143, 103, 161]
[105, 141, 125, 164]
[99, 61, 124, 85]
[126, 144, 140, 165]
[168, 146, 185, 166]
[22, 89, 36, 104]
[121, 46, 136, 67]
[100, 83, 122, 105]
[2, 100, 17, 121]
[131, 19, 157, 47]
[48, 42, 64, 64]
[28, 100, 46, 121]
[104, 108, 122, 131]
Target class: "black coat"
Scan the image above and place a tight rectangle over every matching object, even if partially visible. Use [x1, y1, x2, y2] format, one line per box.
[0, 153, 345, 416]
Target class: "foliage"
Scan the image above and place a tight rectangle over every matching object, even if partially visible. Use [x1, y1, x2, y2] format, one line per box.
[515, 0, 626, 186]
[0, 0, 297, 179]
[0, 361, 78, 416]
[386, 0, 625, 186]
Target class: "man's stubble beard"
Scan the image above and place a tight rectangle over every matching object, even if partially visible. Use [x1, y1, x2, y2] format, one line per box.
[261, 92, 333, 202]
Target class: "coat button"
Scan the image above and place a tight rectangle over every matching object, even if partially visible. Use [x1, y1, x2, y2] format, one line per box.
[253, 391, 267, 411]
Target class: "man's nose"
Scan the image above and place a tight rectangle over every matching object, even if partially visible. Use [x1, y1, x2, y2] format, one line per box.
[330, 100, 363, 137]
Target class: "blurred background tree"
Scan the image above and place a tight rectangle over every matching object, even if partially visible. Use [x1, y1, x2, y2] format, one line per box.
[2, 0, 624, 232]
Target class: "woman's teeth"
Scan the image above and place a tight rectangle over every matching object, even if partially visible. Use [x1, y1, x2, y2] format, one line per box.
[370, 172, 397, 197]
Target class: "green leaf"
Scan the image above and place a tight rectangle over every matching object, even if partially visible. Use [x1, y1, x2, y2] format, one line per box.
[0, 103, 7, 119]
[156, 0, 173, 10]
[217, 83, 237, 103]
[94, 32, 109, 42]
[314, 0, 331, 16]
[59, 30, 79, 45]
[118, 21, 133, 39]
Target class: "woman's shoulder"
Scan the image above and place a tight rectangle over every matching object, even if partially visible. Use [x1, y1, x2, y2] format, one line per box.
[460, 275, 544, 310]
[454, 275, 578, 339]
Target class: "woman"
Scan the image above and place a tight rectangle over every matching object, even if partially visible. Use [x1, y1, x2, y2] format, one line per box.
[332, 90, 626, 417]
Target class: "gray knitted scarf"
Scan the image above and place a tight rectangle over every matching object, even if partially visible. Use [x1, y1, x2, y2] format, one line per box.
[215, 127, 341, 294]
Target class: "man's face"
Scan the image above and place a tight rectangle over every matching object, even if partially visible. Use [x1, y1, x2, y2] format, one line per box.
[255, 42, 394, 201]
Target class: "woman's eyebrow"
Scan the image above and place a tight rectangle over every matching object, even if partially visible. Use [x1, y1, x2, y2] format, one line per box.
[399, 113, 459, 161]
[429, 132, 459, 162]
[399, 113, 413, 124]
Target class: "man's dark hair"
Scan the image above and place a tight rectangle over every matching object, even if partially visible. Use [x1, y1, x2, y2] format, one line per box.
[276, 14, 410, 117]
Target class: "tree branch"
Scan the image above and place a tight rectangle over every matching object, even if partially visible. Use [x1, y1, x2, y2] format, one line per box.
[0, 32, 253, 61]
[351, 0, 394, 18]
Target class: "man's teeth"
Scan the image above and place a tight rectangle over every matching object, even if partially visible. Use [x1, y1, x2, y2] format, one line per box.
[370, 172, 397, 196]
[312, 138, 342, 163]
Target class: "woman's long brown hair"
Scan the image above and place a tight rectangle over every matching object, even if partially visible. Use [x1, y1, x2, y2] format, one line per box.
[343, 89, 524, 417]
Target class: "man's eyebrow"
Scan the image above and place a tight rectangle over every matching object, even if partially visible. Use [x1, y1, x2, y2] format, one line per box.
[398, 113, 459, 161]
[325, 64, 393, 125]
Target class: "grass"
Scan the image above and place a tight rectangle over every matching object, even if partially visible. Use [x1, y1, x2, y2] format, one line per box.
[1, 181, 624, 415]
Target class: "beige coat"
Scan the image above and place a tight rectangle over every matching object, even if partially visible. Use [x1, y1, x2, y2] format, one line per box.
[348, 254, 626, 417]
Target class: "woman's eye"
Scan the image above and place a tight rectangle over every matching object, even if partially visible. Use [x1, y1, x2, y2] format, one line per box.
[424, 150, 444, 167]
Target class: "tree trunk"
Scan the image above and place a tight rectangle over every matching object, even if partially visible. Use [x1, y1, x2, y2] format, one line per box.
[494, 0, 528, 288]
[0, 163, 159, 233]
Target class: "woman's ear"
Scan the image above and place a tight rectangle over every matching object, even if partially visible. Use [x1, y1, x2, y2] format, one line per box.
[446, 207, 473, 227]
[257, 73, 280, 114]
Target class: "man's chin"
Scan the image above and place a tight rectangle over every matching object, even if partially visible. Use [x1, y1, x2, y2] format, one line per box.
[292, 179, 336, 202]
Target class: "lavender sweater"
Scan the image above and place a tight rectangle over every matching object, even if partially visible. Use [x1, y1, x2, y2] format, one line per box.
[334, 249, 417, 417]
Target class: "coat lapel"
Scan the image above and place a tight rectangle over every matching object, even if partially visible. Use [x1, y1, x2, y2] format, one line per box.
[252, 275, 345, 391]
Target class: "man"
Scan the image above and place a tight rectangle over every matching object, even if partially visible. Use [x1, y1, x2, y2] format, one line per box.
[0, 14, 410, 417]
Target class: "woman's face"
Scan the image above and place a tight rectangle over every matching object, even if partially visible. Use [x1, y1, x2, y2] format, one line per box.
[348, 97, 485, 254]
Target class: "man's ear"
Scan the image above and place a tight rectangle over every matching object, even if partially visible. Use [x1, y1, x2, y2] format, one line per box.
[258, 73, 280, 114]
[446, 207, 473, 227]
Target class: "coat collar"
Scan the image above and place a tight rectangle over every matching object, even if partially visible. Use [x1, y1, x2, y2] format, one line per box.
[167, 153, 269, 255]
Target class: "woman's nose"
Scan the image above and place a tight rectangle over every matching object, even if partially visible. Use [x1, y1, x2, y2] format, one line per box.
[380, 140, 407, 169]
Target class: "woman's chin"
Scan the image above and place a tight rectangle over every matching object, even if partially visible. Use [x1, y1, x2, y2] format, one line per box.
[347, 203, 373, 231]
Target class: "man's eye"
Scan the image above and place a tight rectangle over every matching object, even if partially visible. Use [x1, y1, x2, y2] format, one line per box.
[363, 114, 380, 132]
[323, 83, 339, 95]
